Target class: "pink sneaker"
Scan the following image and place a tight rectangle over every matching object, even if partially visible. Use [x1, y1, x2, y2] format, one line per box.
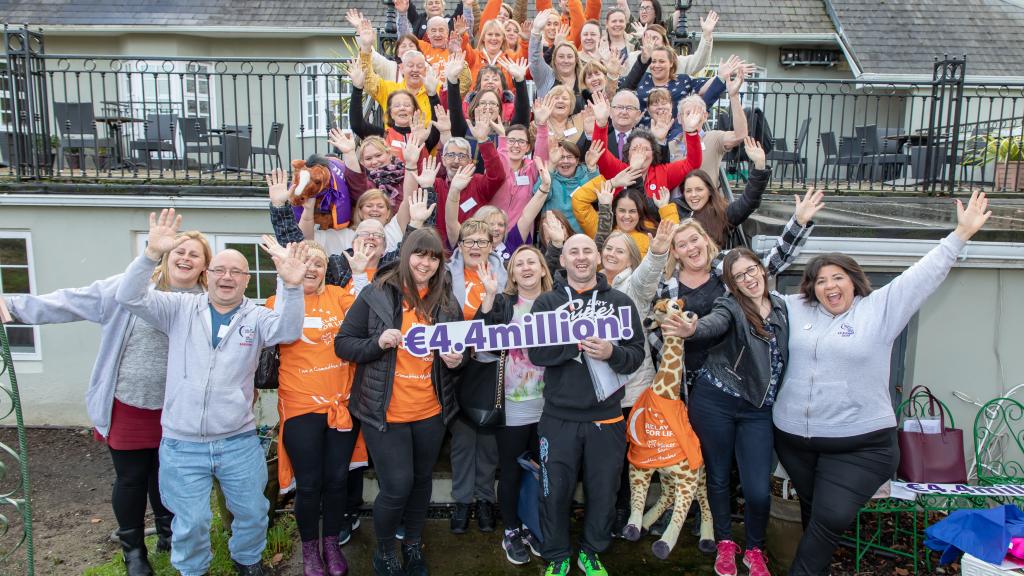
[714, 540, 740, 576]
[743, 548, 771, 576]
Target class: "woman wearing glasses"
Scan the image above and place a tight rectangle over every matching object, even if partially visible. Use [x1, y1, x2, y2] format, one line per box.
[3, 231, 211, 576]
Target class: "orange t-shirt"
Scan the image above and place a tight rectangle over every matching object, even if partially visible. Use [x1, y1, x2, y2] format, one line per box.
[388, 290, 442, 424]
[340, 268, 377, 309]
[462, 267, 486, 320]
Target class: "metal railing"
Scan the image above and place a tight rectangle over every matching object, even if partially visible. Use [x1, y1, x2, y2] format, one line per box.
[0, 321, 34, 576]
[3, 26, 1023, 195]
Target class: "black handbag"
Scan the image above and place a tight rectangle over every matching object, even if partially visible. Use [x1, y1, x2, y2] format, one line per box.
[254, 346, 281, 390]
[458, 351, 506, 428]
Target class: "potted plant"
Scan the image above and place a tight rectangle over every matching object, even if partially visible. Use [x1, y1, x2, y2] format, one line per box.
[962, 132, 1024, 191]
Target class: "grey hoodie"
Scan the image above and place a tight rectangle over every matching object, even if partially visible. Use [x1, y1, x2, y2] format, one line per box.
[774, 232, 967, 438]
[115, 254, 304, 442]
[7, 274, 133, 437]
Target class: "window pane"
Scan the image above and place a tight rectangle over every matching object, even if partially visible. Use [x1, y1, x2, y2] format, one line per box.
[0, 238, 27, 265]
[258, 272, 278, 298]
[1, 267, 29, 294]
[226, 243, 256, 267]
[6, 326, 34, 353]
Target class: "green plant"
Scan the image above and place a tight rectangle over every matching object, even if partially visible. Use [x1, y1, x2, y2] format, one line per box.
[961, 132, 1024, 166]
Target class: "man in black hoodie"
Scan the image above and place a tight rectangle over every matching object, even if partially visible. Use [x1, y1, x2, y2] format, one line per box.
[528, 234, 645, 576]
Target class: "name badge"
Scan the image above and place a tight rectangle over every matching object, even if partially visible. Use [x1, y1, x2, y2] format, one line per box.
[515, 174, 530, 186]
[701, 141, 706, 151]
[304, 316, 324, 329]
[217, 324, 230, 339]
[563, 127, 578, 137]
[391, 139, 406, 148]
[460, 197, 478, 213]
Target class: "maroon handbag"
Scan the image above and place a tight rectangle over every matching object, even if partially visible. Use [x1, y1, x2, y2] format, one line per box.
[897, 385, 967, 483]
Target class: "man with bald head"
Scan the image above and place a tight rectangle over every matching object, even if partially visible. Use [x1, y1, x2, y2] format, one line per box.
[527, 234, 645, 576]
[116, 209, 310, 576]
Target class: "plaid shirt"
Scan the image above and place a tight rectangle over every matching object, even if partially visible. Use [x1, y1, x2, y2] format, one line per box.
[269, 203, 401, 288]
[646, 215, 814, 369]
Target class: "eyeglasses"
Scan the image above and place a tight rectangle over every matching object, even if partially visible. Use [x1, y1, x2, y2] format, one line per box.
[475, 102, 499, 110]
[443, 152, 471, 161]
[612, 105, 640, 113]
[460, 239, 491, 248]
[639, 4, 653, 10]
[208, 267, 250, 278]
[356, 231, 385, 239]
[732, 265, 762, 283]
[507, 137, 529, 147]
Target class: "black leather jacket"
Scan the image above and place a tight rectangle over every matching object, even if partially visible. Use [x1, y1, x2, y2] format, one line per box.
[335, 269, 464, 432]
[691, 292, 789, 408]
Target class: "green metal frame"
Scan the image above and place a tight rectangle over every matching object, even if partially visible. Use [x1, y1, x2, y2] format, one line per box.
[0, 322, 34, 575]
[973, 397, 1024, 486]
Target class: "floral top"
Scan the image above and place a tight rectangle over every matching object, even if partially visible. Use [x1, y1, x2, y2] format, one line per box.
[504, 296, 546, 426]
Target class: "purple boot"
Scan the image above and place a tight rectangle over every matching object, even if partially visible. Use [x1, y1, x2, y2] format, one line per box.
[301, 540, 326, 576]
[322, 536, 349, 576]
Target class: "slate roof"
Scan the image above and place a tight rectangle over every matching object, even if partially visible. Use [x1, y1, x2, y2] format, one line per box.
[829, 0, 1024, 77]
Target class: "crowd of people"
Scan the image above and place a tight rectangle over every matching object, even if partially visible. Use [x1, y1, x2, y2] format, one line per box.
[1, 1, 995, 576]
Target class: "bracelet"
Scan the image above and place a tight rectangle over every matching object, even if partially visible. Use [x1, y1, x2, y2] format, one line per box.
[538, 187, 550, 194]
[405, 166, 417, 171]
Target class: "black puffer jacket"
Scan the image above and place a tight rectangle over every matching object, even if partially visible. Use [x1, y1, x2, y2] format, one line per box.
[691, 292, 789, 409]
[335, 266, 463, 432]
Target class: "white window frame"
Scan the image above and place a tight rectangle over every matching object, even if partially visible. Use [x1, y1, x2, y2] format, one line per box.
[300, 64, 350, 138]
[119, 61, 218, 144]
[214, 235, 279, 303]
[0, 231, 40, 360]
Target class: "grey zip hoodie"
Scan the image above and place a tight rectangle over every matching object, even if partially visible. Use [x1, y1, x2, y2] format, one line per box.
[115, 254, 304, 442]
[773, 232, 967, 438]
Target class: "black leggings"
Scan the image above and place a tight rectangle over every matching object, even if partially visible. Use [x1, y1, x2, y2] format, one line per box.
[361, 414, 446, 547]
[109, 446, 172, 530]
[495, 423, 538, 529]
[774, 427, 899, 576]
[283, 412, 360, 542]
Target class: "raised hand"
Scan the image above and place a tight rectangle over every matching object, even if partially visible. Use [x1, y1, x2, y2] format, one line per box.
[408, 187, 437, 225]
[498, 55, 529, 83]
[144, 209, 185, 260]
[650, 115, 672, 142]
[596, 181, 614, 205]
[329, 128, 356, 154]
[653, 186, 671, 208]
[555, 22, 571, 45]
[609, 165, 645, 189]
[266, 168, 292, 207]
[478, 261, 499, 295]
[273, 242, 315, 288]
[411, 110, 431, 141]
[356, 18, 376, 53]
[649, 217, 675, 254]
[535, 157, 552, 190]
[542, 211, 566, 247]
[394, 0, 409, 13]
[533, 94, 554, 125]
[491, 120, 506, 138]
[453, 15, 469, 38]
[424, 63, 440, 96]
[343, 239, 375, 275]
[581, 106, 596, 139]
[259, 234, 288, 261]
[585, 139, 605, 170]
[630, 21, 647, 39]
[533, 9, 554, 34]
[793, 187, 826, 226]
[640, 33, 657, 63]
[700, 10, 719, 37]
[403, 132, 425, 166]
[682, 107, 704, 133]
[468, 117, 493, 141]
[450, 164, 475, 193]
[716, 55, 744, 82]
[345, 9, 366, 28]
[416, 154, 441, 188]
[743, 136, 766, 169]
[446, 51, 466, 84]
[954, 189, 992, 241]
[432, 105, 452, 133]
[346, 61, 366, 90]
[726, 63, 746, 97]
[590, 90, 610, 126]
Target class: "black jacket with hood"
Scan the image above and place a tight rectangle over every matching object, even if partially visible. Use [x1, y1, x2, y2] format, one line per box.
[527, 271, 645, 422]
[335, 261, 464, 432]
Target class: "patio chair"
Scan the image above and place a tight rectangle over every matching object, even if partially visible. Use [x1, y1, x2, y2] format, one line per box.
[130, 113, 178, 168]
[177, 117, 219, 171]
[819, 131, 859, 182]
[767, 117, 810, 182]
[855, 124, 910, 181]
[251, 122, 284, 172]
[53, 102, 112, 171]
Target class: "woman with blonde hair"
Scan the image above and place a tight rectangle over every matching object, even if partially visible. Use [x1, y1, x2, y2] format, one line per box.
[3, 230, 211, 575]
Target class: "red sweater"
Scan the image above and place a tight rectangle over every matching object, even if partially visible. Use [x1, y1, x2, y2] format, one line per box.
[594, 122, 703, 196]
[432, 140, 505, 249]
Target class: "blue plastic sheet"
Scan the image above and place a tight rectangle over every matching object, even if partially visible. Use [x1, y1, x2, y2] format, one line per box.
[925, 504, 1024, 564]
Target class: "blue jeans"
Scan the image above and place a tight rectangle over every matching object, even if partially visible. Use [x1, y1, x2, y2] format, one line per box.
[159, 432, 269, 576]
[688, 382, 773, 549]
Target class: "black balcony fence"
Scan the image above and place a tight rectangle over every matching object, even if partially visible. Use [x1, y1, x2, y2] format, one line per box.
[3, 26, 1023, 194]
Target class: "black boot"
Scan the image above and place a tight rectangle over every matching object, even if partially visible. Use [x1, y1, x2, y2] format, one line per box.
[117, 527, 154, 576]
[450, 503, 469, 534]
[402, 541, 429, 576]
[154, 513, 173, 553]
[372, 541, 404, 576]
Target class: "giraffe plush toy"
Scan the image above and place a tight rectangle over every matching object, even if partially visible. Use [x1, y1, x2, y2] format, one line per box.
[624, 297, 715, 558]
